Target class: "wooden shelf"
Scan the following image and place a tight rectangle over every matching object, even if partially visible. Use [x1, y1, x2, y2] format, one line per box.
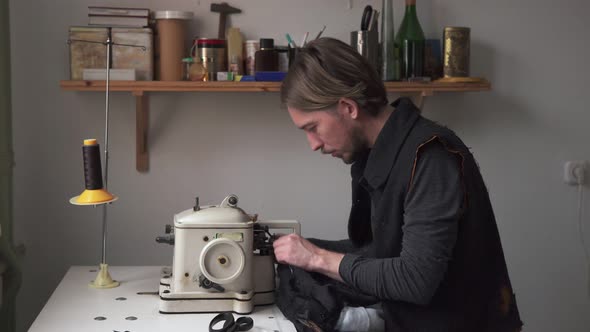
[60, 79, 491, 94]
[60, 79, 491, 173]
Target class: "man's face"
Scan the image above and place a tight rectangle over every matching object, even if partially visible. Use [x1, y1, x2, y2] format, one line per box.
[288, 103, 366, 164]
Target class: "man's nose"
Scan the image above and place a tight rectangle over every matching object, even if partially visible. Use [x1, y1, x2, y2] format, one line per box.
[306, 133, 323, 151]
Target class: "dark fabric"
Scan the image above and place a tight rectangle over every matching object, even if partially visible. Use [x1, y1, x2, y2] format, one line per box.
[339, 97, 522, 331]
[275, 264, 378, 332]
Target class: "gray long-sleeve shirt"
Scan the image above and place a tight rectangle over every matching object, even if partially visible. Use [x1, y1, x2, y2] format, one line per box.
[313, 141, 463, 304]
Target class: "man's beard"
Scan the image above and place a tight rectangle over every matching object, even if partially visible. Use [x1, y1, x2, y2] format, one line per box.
[341, 126, 367, 165]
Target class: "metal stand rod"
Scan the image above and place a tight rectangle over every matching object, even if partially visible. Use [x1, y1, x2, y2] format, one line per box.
[66, 37, 144, 266]
[101, 37, 112, 265]
[101, 205, 108, 264]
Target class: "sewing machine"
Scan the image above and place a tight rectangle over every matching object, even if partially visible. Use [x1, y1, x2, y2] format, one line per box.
[156, 194, 300, 314]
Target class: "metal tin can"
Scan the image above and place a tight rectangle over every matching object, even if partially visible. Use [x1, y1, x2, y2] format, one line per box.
[276, 46, 289, 72]
[350, 30, 379, 74]
[68, 27, 109, 80]
[443, 27, 470, 77]
[243, 40, 260, 75]
[112, 28, 153, 81]
[194, 38, 226, 81]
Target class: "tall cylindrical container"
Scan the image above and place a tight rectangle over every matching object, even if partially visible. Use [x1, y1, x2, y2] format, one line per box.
[226, 27, 244, 75]
[443, 27, 470, 77]
[243, 40, 260, 76]
[380, 0, 396, 81]
[154, 11, 193, 81]
[351, 30, 379, 73]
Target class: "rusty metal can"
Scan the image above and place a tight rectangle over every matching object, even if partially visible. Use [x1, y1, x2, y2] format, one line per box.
[443, 27, 470, 77]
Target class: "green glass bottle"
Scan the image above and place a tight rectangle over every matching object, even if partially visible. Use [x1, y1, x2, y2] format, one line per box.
[394, 0, 425, 80]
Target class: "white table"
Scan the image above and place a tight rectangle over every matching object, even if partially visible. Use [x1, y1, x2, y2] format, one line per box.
[29, 266, 296, 332]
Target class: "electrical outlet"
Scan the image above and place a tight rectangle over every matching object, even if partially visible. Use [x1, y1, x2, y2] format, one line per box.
[564, 161, 588, 185]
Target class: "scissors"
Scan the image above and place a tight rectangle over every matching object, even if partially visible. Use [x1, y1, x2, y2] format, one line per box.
[361, 5, 373, 30]
[209, 312, 254, 332]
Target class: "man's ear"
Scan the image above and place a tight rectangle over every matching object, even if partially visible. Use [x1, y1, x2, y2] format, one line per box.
[338, 98, 360, 120]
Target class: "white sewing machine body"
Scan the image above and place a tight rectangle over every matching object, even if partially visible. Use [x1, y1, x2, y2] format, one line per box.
[158, 195, 299, 314]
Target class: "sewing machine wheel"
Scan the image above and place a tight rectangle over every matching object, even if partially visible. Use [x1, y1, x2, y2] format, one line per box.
[199, 238, 245, 284]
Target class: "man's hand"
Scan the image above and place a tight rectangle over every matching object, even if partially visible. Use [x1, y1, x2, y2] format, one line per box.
[273, 233, 345, 282]
[273, 233, 319, 270]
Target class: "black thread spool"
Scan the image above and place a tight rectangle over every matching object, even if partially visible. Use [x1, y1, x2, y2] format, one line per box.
[70, 138, 115, 205]
[82, 139, 104, 190]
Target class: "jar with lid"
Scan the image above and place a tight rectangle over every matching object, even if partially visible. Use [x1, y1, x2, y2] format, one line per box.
[195, 38, 226, 81]
[255, 38, 278, 72]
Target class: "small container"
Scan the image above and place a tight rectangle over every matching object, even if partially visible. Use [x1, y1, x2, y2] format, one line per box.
[195, 38, 227, 81]
[350, 30, 379, 73]
[276, 46, 289, 72]
[255, 38, 278, 72]
[229, 54, 240, 75]
[181, 57, 193, 81]
[199, 57, 215, 81]
[254, 71, 287, 82]
[189, 58, 206, 81]
[217, 72, 230, 81]
[288, 46, 300, 68]
[443, 27, 470, 77]
[423, 39, 442, 79]
[243, 40, 259, 75]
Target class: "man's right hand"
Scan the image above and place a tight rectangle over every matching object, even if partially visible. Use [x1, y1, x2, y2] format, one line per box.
[273, 233, 345, 282]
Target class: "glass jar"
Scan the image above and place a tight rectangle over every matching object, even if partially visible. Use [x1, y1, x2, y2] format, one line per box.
[189, 58, 206, 81]
[199, 57, 215, 81]
[181, 57, 194, 81]
[255, 38, 278, 72]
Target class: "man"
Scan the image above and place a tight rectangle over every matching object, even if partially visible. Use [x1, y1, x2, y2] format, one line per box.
[273, 37, 522, 332]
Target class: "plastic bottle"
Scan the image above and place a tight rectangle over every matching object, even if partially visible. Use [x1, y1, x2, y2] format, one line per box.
[226, 27, 244, 75]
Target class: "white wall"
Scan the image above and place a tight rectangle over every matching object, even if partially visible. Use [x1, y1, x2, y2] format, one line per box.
[9, 0, 590, 331]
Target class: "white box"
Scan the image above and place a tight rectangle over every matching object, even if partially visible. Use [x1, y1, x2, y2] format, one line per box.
[82, 68, 137, 80]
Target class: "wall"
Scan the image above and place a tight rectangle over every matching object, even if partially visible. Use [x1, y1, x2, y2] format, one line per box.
[9, 0, 590, 331]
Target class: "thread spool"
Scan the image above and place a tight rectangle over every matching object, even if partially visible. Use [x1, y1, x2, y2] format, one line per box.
[83, 139, 104, 190]
[70, 139, 117, 205]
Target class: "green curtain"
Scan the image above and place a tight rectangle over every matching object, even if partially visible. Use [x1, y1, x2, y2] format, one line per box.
[0, 0, 21, 331]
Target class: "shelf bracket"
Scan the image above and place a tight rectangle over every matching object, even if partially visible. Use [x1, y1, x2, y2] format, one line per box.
[402, 90, 433, 111]
[133, 91, 149, 172]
